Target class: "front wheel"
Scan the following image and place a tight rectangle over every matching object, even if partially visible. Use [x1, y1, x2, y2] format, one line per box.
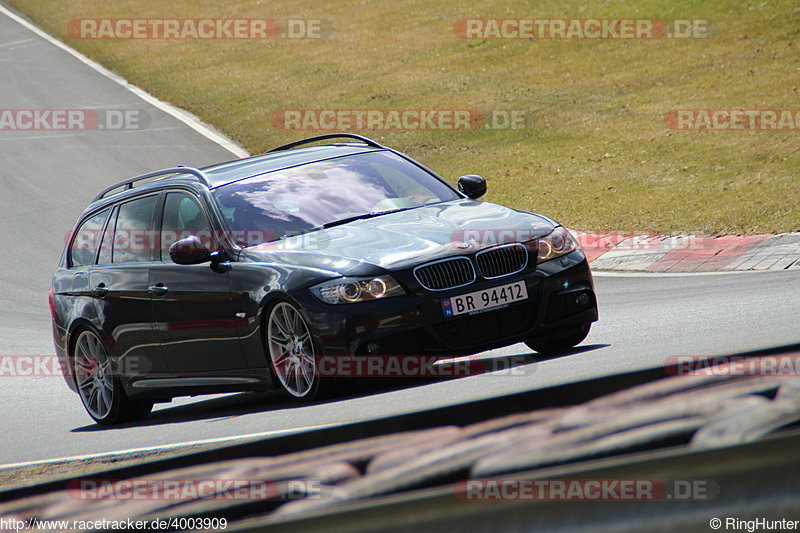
[72, 329, 153, 426]
[525, 324, 591, 355]
[265, 301, 326, 401]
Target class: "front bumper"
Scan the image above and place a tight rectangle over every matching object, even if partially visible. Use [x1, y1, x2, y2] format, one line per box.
[295, 250, 597, 357]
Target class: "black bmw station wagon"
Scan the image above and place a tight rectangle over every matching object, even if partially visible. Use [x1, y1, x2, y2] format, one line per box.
[51, 134, 598, 425]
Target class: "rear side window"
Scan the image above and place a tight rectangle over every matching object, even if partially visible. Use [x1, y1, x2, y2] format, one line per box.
[69, 209, 110, 268]
[112, 195, 158, 264]
[96, 207, 117, 265]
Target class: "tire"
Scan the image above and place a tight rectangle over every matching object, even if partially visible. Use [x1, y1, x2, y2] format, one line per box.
[525, 324, 591, 355]
[71, 329, 153, 426]
[264, 301, 327, 401]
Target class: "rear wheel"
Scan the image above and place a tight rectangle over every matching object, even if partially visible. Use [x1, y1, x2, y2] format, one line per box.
[525, 324, 591, 355]
[72, 329, 153, 426]
[265, 301, 325, 401]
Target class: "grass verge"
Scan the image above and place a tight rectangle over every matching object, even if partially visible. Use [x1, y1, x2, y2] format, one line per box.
[6, 0, 800, 234]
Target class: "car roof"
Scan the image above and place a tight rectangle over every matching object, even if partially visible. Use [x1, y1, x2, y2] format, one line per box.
[202, 144, 380, 187]
[83, 143, 382, 214]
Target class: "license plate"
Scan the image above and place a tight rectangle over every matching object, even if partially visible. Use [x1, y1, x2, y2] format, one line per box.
[441, 280, 528, 318]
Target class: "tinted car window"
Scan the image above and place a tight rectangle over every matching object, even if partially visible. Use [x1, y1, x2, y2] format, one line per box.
[160, 192, 212, 259]
[69, 208, 110, 268]
[212, 151, 460, 246]
[112, 195, 157, 264]
[96, 207, 117, 265]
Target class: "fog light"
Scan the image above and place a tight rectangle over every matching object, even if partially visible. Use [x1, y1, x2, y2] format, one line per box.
[574, 293, 590, 306]
[366, 342, 381, 354]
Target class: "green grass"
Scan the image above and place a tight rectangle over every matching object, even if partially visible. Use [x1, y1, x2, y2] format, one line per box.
[9, 0, 800, 234]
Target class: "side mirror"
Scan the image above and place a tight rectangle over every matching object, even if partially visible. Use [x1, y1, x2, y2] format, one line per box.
[169, 236, 213, 265]
[457, 174, 487, 199]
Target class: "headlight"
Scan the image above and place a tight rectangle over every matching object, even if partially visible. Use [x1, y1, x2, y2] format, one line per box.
[310, 275, 406, 304]
[538, 227, 581, 262]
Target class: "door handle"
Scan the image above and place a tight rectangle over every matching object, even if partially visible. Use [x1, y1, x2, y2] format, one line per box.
[149, 283, 169, 296]
[93, 283, 108, 297]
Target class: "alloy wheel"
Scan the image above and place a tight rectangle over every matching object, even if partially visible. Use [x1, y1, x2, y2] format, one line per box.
[73, 330, 114, 420]
[267, 302, 317, 398]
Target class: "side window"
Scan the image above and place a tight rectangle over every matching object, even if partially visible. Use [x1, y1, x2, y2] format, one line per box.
[112, 195, 158, 264]
[96, 207, 117, 265]
[69, 209, 110, 268]
[160, 192, 213, 260]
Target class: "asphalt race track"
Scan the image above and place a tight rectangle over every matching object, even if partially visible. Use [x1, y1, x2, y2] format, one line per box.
[1, 10, 798, 465]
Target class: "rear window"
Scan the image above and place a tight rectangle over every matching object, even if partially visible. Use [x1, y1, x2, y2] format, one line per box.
[69, 209, 110, 268]
[212, 151, 459, 246]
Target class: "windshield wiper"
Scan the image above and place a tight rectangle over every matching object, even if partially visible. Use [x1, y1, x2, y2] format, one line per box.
[317, 208, 412, 230]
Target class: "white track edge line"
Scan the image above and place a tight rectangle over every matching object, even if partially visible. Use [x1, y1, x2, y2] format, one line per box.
[592, 269, 793, 277]
[0, 4, 250, 159]
[0, 422, 338, 471]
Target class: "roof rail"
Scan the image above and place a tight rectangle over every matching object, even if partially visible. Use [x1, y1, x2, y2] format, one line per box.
[92, 167, 211, 202]
[266, 133, 384, 153]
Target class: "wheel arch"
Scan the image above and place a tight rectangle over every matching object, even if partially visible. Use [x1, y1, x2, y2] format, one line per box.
[64, 318, 105, 388]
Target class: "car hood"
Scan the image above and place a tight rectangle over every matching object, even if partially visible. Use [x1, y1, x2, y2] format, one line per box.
[241, 199, 556, 276]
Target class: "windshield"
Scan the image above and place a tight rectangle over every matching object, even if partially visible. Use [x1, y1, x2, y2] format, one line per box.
[212, 151, 460, 246]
